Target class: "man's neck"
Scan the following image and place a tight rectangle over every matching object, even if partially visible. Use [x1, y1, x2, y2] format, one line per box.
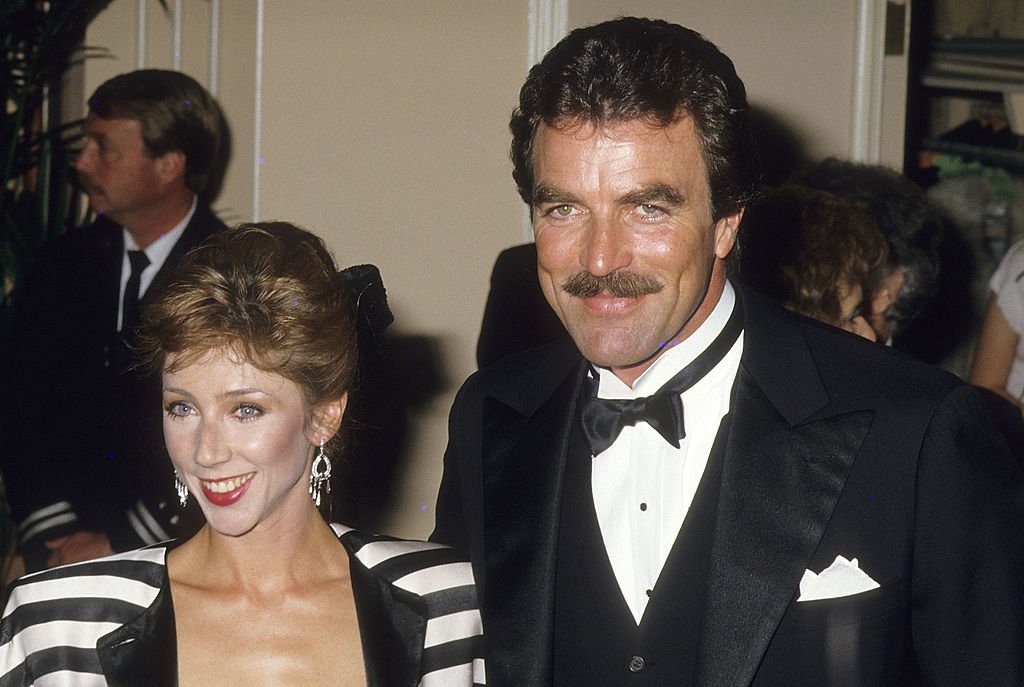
[610, 267, 728, 387]
[119, 191, 196, 249]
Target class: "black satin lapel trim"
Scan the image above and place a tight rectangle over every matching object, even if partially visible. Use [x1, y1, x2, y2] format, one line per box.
[696, 369, 873, 687]
[350, 555, 426, 687]
[96, 583, 178, 687]
[735, 285, 831, 426]
[481, 360, 585, 687]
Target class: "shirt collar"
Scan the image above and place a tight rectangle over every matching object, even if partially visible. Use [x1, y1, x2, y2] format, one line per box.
[123, 195, 197, 265]
[594, 281, 737, 399]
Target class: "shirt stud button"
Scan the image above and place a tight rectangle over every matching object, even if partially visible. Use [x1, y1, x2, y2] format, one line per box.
[629, 655, 645, 672]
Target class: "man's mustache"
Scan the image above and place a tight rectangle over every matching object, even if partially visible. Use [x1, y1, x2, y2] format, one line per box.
[561, 271, 663, 298]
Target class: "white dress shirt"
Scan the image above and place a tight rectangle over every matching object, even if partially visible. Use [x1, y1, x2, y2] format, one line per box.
[591, 282, 742, 624]
[116, 196, 196, 331]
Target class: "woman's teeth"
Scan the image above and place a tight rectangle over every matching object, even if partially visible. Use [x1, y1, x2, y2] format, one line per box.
[202, 473, 254, 493]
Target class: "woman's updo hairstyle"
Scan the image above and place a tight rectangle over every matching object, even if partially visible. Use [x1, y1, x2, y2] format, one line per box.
[138, 222, 357, 447]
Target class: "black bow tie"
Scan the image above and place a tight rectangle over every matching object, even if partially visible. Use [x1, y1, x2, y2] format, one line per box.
[579, 300, 743, 456]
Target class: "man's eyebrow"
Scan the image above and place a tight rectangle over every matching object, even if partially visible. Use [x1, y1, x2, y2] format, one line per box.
[532, 185, 579, 207]
[619, 184, 685, 207]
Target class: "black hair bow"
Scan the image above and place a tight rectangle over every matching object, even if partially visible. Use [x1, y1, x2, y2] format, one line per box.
[338, 264, 394, 350]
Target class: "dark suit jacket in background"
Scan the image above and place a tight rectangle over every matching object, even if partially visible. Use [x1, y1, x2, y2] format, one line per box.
[434, 285, 1024, 686]
[476, 243, 566, 369]
[0, 206, 226, 563]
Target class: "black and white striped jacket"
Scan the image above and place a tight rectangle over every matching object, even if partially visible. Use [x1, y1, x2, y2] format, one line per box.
[0, 525, 485, 686]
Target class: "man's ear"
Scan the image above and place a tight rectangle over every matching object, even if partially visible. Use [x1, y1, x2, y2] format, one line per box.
[155, 150, 187, 185]
[713, 207, 744, 260]
[310, 393, 348, 445]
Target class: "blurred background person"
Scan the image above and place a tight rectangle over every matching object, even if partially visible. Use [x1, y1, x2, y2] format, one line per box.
[476, 242, 567, 368]
[970, 238, 1024, 411]
[740, 181, 1023, 462]
[0, 223, 484, 686]
[789, 158, 957, 359]
[1, 70, 227, 571]
[737, 185, 887, 341]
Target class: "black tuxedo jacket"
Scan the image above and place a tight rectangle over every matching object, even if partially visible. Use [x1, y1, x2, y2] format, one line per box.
[1, 206, 226, 560]
[434, 286, 1024, 686]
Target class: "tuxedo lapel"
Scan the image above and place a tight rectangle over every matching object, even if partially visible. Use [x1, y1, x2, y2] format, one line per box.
[94, 221, 124, 335]
[695, 291, 874, 685]
[480, 343, 587, 687]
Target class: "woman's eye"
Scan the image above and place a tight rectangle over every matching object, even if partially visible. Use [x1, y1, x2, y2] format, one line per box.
[236, 404, 262, 420]
[165, 401, 192, 418]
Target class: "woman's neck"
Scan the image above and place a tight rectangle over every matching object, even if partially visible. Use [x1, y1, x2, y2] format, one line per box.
[169, 506, 348, 595]
[169, 508, 364, 687]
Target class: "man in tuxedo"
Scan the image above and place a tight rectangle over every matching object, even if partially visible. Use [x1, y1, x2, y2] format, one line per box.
[2, 69, 227, 570]
[432, 17, 1024, 685]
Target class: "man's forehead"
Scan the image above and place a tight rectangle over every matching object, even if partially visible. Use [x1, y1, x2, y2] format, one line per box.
[532, 115, 707, 182]
[85, 113, 142, 133]
[532, 115, 704, 171]
[542, 110, 695, 139]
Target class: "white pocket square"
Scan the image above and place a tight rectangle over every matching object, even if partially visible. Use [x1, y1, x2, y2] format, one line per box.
[798, 555, 880, 602]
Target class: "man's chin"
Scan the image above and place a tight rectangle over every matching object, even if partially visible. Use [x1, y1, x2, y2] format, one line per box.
[577, 337, 662, 372]
[88, 200, 115, 219]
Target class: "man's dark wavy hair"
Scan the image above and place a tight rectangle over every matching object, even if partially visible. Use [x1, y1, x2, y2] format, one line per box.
[89, 69, 222, 195]
[510, 16, 761, 220]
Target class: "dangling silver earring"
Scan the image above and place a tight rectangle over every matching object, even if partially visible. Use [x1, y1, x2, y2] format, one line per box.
[174, 471, 189, 507]
[309, 438, 332, 508]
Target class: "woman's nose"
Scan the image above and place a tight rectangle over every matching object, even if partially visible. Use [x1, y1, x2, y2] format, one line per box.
[194, 421, 230, 467]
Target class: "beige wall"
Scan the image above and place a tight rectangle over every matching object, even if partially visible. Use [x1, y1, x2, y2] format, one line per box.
[572, 1, 861, 161]
[258, 2, 527, 536]
[84, 0, 904, 538]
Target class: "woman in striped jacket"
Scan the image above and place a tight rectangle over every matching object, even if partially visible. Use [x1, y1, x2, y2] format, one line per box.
[0, 223, 485, 686]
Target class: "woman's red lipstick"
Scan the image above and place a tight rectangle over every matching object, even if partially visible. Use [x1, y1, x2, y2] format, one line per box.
[199, 473, 255, 507]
